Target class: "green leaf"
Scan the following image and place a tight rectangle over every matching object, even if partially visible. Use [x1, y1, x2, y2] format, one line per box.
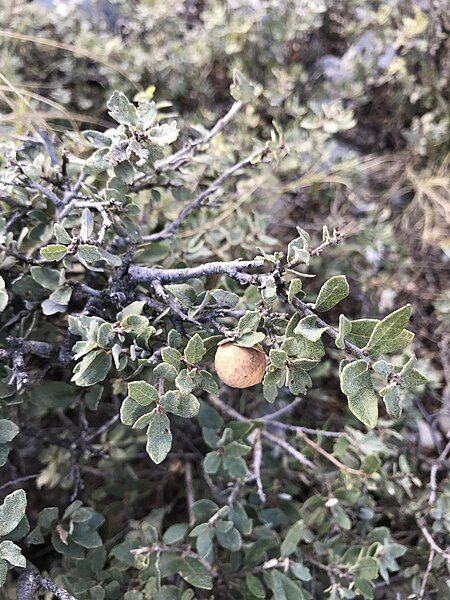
[0, 490, 27, 537]
[294, 315, 328, 342]
[380, 384, 402, 419]
[161, 347, 182, 369]
[184, 334, 206, 364]
[40, 245, 68, 262]
[54, 223, 72, 244]
[120, 396, 148, 426]
[346, 319, 378, 347]
[216, 524, 242, 551]
[0, 290, 7, 312]
[400, 368, 429, 388]
[264, 571, 306, 600]
[0, 420, 19, 444]
[146, 410, 172, 464]
[163, 524, 189, 545]
[82, 130, 112, 149]
[246, 573, 265, 598]
[179, 556, 213, 590]
[160, 390, 200, 418]
[175, 369, 197, 394]
[288, 279, 304, 303]
[269, 349, 287, 368]
[128, 381, 158, 406]
[0, 559, 7, 587]
[314, 275, 349, 312]
[71, 351, 112, 387]
[353, 556, 378, 580]
[30, 266, 61, 290]
[136, 100, 157, 130]
[362, 455, 381, 474]
[230, 70, 260, 103]
[238, 311, 261, 333]
[290, 562, 312, 582]
[281, 520, 311, 557]
[336, 314, 352, 349]
[49, 285, 72, 305]
[198, 370, 219, 394]
[286, 363, 312, 395]
[107, 90, 137, 126]
[365, 305, 411, 354]
[340, 360, 378, 428]
[77, 244, 102, 264]
[0, 541, 26, 568]
[235, 331, 266, 347]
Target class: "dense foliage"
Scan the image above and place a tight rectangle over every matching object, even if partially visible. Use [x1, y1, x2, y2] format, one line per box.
[0, 1, 448, 599]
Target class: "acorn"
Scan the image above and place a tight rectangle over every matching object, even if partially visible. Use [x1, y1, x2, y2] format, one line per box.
[214, 343, 266, 389]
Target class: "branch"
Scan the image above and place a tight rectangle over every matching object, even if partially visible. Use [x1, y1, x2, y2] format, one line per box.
[17, 569, 77, 600]
[142, 147, 266, 242]
[4, 336, 72, 364]
[128, 259, 265, 284]
[416, 515, 450, 563]
[133, 100, 243, 190]
[207, 395, 314, 471]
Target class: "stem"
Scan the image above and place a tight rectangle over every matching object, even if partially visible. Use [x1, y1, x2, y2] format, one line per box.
[17, 570, 77, 600]
[129, 259, 265, 284]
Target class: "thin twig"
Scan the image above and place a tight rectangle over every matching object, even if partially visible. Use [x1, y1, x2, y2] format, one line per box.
[184, 461, 195, 527]
[207, 395, 314, 471]
[142, 147, 267, 241]
[133, 100, 243, 189]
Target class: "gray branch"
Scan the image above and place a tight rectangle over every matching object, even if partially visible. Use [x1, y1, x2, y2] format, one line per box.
[17, 569, 77, 600]
[129, 259, 265, 284]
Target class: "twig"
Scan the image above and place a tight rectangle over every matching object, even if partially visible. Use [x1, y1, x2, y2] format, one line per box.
[418, 549, 435, 600]
[260, 397, 304, 421]
[416, 515, 450, 563]
[185, 461, 195, 527]
[133, 100, 243, 189]
[142, 147, 267, 241]
[207, 395, 314, 471]
[429, 439, 450, 505]
[0, 473, 38, 492]
[252, 430, 266, 502]
[85, 414, 120, 443]
[17, 569, 77, 600]
[269, 421, 343, 438]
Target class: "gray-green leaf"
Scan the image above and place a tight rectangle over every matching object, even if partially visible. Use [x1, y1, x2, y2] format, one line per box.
[340, 360, 378, 428]
[146, 410, 172, 464]
[314, 275, 349, 312]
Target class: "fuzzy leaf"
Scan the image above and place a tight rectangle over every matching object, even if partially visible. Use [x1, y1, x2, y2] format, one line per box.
[0, 541, 26, 568]
[146, 410, 172, 463]
[107, 90, 137, 126]
[340, 360, 378, 428]
[314, 275, 349, 312]
[160, 390, 200, 418]
[184, 334, 206, 364]
[128, 381, 158, 406]
[0, 490, 27, 537]
[40, 245, 68, 262]
[365, 305, 411, 354]
[294, 315, 328, 342]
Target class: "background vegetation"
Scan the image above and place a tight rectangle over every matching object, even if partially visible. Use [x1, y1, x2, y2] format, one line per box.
[0, 0, 448, 598]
